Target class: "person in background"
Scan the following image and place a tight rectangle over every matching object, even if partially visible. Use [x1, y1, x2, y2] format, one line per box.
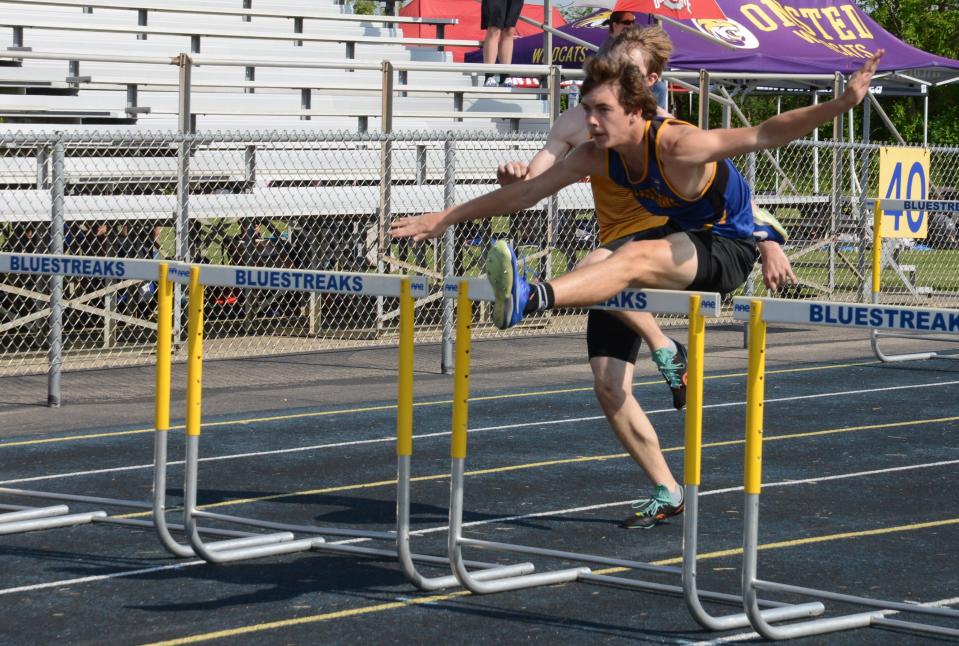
[481, 0, 524, 87]
[603, 10, 668, 110]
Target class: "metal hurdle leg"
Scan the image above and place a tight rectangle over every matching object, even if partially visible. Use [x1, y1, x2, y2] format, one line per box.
[446, 283, 588, 592]
[680, 295, 825, 629]
[392, 280, 535, 590]
[737, 298, 959, 639]
[179, 267, 315, 563]
[150, 263, 272, 556]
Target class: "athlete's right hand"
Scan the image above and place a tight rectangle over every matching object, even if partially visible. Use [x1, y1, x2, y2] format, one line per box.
[389, 211, 449, 242]
[496, 161, 529, 187]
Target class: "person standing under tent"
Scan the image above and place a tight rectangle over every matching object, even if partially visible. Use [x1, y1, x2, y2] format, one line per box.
[481, 0, 525, 87]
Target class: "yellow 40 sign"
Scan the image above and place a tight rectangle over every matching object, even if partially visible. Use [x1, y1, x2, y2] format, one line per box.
[878, 147, 930, 238]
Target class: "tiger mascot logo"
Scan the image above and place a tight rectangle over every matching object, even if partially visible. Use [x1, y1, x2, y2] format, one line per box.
[692, 18, 761, 49]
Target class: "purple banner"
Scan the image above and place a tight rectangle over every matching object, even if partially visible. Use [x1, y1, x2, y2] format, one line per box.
[467, 2, 959, 80]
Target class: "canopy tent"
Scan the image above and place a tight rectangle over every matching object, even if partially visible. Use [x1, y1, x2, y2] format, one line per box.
[398, 0, 566, 62]
[469, 1, 959, 93]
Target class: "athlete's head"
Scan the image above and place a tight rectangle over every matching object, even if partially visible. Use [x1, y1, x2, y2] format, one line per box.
[581, 49, 658, 121]
[597, 24, 673, 87]
[580, 53, 657, 148]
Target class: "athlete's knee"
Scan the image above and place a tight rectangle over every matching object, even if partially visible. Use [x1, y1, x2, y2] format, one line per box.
[593, 372, 628, 411]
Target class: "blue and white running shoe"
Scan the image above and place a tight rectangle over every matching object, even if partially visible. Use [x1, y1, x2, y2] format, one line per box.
[485, 240, 530, 330]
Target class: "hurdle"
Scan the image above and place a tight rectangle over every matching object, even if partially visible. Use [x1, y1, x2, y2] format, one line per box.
[442, 277, 823, 629]
[735, 295, 959, 639]
[171, 263, 532, 588]
[0, 252, 174, 535]
[0, 252, 263, 553]
[869, 198, 959, 363]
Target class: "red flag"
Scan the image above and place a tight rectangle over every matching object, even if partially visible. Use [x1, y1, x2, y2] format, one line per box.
[613, 0, 726, 21]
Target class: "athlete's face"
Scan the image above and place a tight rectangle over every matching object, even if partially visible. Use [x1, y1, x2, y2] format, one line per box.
[581, 82, 641, 149]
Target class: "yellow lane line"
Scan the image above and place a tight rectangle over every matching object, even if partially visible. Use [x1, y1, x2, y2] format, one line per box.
[143, 515, 959, 646]
[0, 360, 877, 449]
[114, 414, 959, 519]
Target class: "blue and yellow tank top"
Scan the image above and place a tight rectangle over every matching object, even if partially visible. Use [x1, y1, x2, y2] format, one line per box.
[606, 117, 753, 240]
[589, 175, 667, 245]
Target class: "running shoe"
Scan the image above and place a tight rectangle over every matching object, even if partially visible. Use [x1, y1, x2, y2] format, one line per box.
[753, 206, 789, 244]
[486, 240, 529, 330]
[652, 338, 688, 410]
[620, 485, 684, 530]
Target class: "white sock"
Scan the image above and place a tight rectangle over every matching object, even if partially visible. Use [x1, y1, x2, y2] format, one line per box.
[670, 484, 684, 506]
[652, 337, 677, 358]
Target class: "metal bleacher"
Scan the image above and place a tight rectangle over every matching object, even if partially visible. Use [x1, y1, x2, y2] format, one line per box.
[0, 0, 555, 132]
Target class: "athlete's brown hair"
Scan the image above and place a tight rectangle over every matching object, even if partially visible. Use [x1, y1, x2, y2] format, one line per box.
[596, 24, 673, 78]
[581, 50, 658, 119]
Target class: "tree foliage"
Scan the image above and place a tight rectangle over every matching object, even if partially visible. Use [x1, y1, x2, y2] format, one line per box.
[862, 0, 959, 144]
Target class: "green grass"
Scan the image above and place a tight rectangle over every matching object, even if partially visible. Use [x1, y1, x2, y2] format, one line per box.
[790, 247, 959, 292]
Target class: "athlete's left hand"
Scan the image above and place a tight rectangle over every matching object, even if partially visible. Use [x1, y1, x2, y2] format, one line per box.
[389, 211, 449, 242]
[757, 240, 796, 291]
[841, 49, 885, 109]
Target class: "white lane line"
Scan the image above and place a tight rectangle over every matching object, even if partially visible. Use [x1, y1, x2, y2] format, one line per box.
[0, 561, 204, 596]
[687, 596, 959, 644]
[4, 379, 959, 487]
[3, 458, 955, 597]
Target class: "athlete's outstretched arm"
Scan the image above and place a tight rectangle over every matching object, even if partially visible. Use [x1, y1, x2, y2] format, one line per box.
[497, 105, 587, 185]
[391, 143, 599, 242]
[663, 50, 884, 165]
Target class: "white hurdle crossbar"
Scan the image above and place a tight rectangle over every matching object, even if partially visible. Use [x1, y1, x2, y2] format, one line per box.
[734, 295, 959, 639]
[442, 277, 824, 631]
[867, 198, 959, 363]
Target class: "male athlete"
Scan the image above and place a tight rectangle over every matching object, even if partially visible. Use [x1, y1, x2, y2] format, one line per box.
[492, 26, 793, 528]
[392, 35, 882, 528]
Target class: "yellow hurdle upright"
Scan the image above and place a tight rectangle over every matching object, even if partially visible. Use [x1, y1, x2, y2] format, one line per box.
[396, 279, 414, 458]
[744, 300, 766, 496]
[683, 294, 705, 488]
[451, 282, 471, 461]
[735, 293, 959, 639]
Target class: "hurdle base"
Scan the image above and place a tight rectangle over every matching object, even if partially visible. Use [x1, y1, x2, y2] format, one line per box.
[0, 509, 107, 535]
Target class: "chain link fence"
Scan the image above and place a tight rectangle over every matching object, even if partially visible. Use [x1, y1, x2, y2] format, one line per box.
[2, 129, 958, 376]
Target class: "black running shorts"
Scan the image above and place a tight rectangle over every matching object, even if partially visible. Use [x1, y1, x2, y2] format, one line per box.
[586, 224, 679, 364]
[481, 0, 524, 29]
[684, 229, 758, 295]
[585, 224, 756, 362]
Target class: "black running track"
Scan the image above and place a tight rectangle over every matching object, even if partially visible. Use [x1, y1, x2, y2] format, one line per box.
[0, 326, 956, 645]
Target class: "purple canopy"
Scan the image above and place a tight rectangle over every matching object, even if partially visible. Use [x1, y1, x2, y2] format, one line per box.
[467, 2, 959, 90]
